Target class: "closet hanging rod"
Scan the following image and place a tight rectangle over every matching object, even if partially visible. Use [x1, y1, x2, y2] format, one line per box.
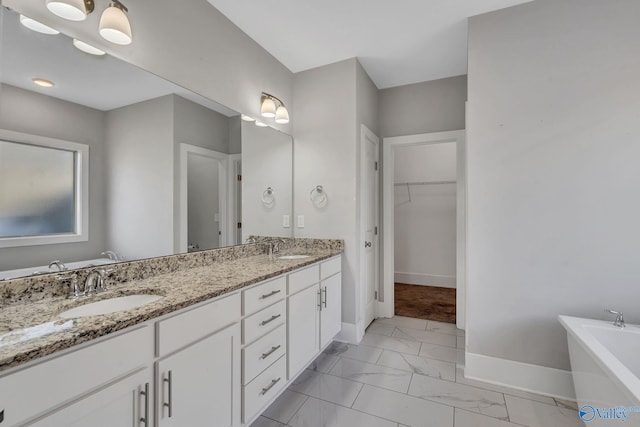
[394, 180, 456, 186]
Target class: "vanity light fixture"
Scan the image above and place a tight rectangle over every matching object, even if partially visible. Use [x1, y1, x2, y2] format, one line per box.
[73, 39, 107, 56]
[241, 114, 255, 122]
[99, 0, 132, 45]
[19, 15, 60, 35]
[32, 78, 55, 88]
[260, 92, 289, 124]
[46, 0, 95, 21]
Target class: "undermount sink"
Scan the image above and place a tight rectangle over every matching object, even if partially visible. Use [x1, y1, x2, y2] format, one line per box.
[59, 294, 164, 319]
[277, 254, 311, 260]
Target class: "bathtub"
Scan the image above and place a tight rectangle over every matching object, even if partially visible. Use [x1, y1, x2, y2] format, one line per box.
[559, 315, 640, 426]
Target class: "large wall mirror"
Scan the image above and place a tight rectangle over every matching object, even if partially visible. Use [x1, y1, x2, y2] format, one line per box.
[0, 6, 293, 279]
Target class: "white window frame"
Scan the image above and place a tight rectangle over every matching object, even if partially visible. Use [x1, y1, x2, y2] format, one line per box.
[0, 129, 89, 248]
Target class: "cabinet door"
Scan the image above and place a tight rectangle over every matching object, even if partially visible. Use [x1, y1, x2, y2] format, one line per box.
[26, 368, 152, 427]
[157, 323, 241, 427]
[288, 285, 320, 378]
[320, 273, 342, 348]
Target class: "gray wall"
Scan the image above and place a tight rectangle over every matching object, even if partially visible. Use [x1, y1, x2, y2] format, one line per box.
[105, 95, 174, 260]
[467, 0, 640, 371]
[0, 84, 106, 270]
[293, 59, 358, 326]
[7, 0, 293, 134]
[173, 95, 231, 154]
[378, 75, 467, 138]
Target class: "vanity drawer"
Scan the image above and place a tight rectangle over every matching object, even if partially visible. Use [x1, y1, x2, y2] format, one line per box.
[288, 264, 319, 295]
[243, 276, 286, 316]
[321, 256, 341, 280]
[156, 292, 240, 357]
[243, 324, 286, 385]
[0, 325, 152, 426]
[243, 355, 287, 423]
[243, 300, 286, 344]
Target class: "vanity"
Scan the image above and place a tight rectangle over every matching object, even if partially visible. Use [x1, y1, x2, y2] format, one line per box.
[0, 241, 343, 426]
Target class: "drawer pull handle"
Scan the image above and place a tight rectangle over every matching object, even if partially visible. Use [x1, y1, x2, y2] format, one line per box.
[261, 377, 281, 395]
[140, 382, 149, 426]
[322, 286, 328, 308]
[318, 290, 322, 311]
[164, 370, 173, 418]
[261, 345, 282, 360]
[261, 289, 281, 299]
[260, 314, 281, 326]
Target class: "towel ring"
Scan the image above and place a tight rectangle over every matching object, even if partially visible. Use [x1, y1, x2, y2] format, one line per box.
[310, 185, 328, 208]
[262, 187, 275, 208]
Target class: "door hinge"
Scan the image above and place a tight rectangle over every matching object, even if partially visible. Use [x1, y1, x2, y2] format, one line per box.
[374, 226, 378, 235]
[374, 161, 378, 171]
[374, 291, 378, 300]
[237, 222, 242, 229]
[237, 174, 242, 181]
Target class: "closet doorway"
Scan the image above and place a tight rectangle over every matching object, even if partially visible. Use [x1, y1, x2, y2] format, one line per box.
[381, 130, 466, 329]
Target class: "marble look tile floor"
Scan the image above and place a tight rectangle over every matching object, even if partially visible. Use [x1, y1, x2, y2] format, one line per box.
[251, 316, 582, 427]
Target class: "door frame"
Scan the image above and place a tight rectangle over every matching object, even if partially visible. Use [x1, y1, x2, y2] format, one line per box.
[381, 130, 467, 329]
[177, 143, 229, 253]
[358, 124, 380, 340]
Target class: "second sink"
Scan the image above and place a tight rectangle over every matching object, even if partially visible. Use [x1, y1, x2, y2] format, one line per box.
[59, 294, 164, 319]
[277, 255, 311, 260]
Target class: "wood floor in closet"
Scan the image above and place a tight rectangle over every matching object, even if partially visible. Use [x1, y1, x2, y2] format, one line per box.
[394, 283, 456, 323]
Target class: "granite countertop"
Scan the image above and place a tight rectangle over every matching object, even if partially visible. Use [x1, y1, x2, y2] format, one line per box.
[0, 249, 341, 373]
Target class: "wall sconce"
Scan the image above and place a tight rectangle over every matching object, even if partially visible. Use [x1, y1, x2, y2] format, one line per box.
[45, 0, 133, 45]
[260, 92, 290, 124]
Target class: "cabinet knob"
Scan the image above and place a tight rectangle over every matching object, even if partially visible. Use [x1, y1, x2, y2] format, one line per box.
[364, 241, 372, 248]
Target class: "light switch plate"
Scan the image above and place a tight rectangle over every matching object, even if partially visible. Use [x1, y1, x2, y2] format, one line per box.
[297, 215, 305, 228]
[283, 215, 290, 228]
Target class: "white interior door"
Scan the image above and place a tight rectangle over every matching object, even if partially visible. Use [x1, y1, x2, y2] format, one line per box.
[361, 126, 379, 334]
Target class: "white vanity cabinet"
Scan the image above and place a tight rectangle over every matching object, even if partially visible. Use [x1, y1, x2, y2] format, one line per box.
[0, 325, 153, 427]
[26, 368, 152, 427]
[288, 256, 342, 378]
[155, 293, 241, 427]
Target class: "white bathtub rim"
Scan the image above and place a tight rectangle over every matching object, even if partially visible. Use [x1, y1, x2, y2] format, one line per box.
[559, 315, 640, 402]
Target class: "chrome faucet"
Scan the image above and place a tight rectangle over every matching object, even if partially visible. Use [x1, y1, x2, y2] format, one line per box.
[605, 309, 625, 328]
[56, 272, 81, 298]
[48, 260, 67, 272]
[267, 239, 286, 256]
[101, 251, 120, 262]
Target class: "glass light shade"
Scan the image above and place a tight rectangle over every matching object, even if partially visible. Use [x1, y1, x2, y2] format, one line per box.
[19, 15, 60, 35]
[241, 114, 255, 122]
[99, 4, 132, 45]
[46, 0, 89, 21]
[255, 121, 268, 127]
[261, 97, 276, 118]
[275, 106, 289, 124]
[73, 39, 106, 56]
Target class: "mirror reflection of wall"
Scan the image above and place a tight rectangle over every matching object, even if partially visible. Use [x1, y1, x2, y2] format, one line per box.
[0, 7, 293, 278]
[241, 121, 293, 242]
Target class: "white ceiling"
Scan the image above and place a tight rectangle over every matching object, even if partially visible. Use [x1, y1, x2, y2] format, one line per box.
[207, 0, 533, 89]
[1, 9, 237, 115]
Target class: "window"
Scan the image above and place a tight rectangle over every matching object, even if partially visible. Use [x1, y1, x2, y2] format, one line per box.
[0, 130, 88, 248]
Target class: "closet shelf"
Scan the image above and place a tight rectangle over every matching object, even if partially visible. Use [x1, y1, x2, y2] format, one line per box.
[394, 180, 456, 186]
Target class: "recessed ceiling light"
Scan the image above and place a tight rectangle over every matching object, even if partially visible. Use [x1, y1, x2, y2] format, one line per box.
[241, 114, 255, 122]
[73, 39, 106, 56]
[19, 15, 60, 35]
[255, 121, 268, 127]
[32, 78, 55, 88]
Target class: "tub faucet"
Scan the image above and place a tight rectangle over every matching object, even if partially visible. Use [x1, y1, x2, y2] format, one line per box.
[605, 309, 625, 328]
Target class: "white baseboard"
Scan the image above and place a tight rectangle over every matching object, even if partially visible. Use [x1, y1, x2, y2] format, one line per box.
[335, 322, 359, 344]
[394, 272, 456, 288]
[465, 352, 576, 400]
